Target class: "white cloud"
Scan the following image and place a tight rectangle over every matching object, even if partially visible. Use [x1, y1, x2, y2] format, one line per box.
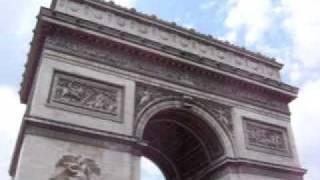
[281, 0, 320, 69]
[0, 86, 25, 137]
[287, 62, 303, 83]
[0, 86, 26, 180]
[252, 0, 320, 83]
[113, 0, 137, 8]
[223, 0, 320, 84]
[224, 0, 275, 45]
[290, 80, 320, 180]
[223, 1, 320, 178]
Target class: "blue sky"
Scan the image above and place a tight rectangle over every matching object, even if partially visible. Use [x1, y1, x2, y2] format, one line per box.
[0, 0, 320, 179]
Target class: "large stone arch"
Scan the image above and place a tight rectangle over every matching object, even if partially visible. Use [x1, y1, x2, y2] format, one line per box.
[10, 0, 306, 180]
[134, 97, 235, 179]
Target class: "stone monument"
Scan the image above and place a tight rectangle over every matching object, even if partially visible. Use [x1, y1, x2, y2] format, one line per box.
[10, 0, 306, 179]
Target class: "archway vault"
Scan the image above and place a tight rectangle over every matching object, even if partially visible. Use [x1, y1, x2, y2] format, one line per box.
[135, 98, 235, 180]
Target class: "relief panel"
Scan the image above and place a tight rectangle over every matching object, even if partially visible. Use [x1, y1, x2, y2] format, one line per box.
[244, 118, 291, 156]
[50, 155, 101, 180]
[135, 83, 234, 135]
[48, 71, 124, 122]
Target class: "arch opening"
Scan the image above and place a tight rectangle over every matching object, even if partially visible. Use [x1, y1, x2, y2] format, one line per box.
[141, 109, 225, 180]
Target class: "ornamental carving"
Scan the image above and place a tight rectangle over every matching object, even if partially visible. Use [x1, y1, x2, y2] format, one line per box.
[50, 155, 100, 180]
[49, 72, 123, 122]
[211, 108, 233, 131]
[55, 0, 280, 80]
[45, 31, 289, 115]
[135, 84, 176, 114]
[244, 118, 291, 156]
[135, 83, 233, 133]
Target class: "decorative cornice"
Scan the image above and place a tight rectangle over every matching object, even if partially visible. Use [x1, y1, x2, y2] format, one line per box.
[20, 8, 298, 106]
[52, 0, 282, 67]
[43, 29, 291, 114]
[51, 0, 282, 81]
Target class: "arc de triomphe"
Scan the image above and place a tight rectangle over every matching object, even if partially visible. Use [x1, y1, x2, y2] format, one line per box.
[10, 0, 306, 179]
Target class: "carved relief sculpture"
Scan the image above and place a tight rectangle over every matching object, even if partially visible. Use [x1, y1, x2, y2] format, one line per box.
[49, 72, 123, 122]
[135, 83, 233, 134]
[50, 155, 101, 180]
[213, 109, 233, 131]
[8, 0, 306, 179]
[247, 124, 284, 149]
[45, 32, 291, 115]
[244, 118, 291, 156]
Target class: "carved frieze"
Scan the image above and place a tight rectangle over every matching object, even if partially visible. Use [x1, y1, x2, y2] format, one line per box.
[45, 32, 290, 115]
[55, 0, 281, 80]
[135, 83, 233, 133]
[50, 155, 100, 180]
[244, 118, 291, 156]
[49, 72, 124, 122]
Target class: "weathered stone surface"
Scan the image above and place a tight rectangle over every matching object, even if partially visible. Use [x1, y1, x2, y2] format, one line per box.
[44, 31, 290, 115]
[49, 72, 124, 122]
[134, 83, 234, 134]
[14, 133, 140, 180]
[244, 118, 291, 156]
[24, 55, 136, 136]
[10, 0, 305, 180]
[53, 0, 282, 80]
[50, 155, 101, 180]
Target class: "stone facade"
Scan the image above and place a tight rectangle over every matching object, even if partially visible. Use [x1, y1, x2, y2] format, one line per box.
[10, 0, 305, 180]
[53, 0, 282, 81]
[244, 118, 291, 156]
[49, 71, 124, 122]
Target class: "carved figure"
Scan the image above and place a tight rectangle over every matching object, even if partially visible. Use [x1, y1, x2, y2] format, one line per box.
[270, 134, 283, 148]
[215, 109, 232, 130]
[139, 90, 152, 105]
[86, 93, 118, 113]
[52, 74, 121, 116]
[86, 94, 106, 109]
[56, 80, 85, 102]
[247, 125, 284, 149]
[50, 155, 100, 180]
